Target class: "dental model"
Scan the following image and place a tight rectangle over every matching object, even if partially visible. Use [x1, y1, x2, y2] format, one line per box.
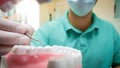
[1, 45, 82, 68]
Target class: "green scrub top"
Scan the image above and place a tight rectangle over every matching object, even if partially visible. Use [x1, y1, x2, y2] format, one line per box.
[31, 11, 120, 68]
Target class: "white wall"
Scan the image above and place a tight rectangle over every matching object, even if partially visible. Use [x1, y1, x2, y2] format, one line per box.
[16, 0, 40, 30]
[93, 0, 120, 33]
[40, 0, 120, 33]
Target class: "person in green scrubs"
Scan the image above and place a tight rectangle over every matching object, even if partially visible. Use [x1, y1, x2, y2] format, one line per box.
[31, 0, 120, 68]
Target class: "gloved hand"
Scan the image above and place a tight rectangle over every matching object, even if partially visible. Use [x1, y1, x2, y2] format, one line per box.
[0, 0, 20, 12]
[0, 18, 34, 58]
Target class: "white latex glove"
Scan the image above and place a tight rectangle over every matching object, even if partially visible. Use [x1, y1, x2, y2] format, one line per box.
[0, 18, 34, 58]
[0, 0, 20, 12]
[10, 0, 20, 4]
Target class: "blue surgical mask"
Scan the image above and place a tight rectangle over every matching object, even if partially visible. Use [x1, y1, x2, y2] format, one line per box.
[68, 0, 96, 16]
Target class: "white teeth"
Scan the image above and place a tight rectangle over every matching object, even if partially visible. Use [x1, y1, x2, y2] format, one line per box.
[61, 49, 68, 54]
[53, 46, 67, 54]
[52, 46, 81, 57]
[11, 45, 82, 57]
[11, 45, 27, 55]
[10, 45, 82, 68]
[44, 46, 53, 53]
[26, 46, 37, 55]
[53, 45, 63, 50]
[36, 46, 45, 54]
[11, 45, 19, 53]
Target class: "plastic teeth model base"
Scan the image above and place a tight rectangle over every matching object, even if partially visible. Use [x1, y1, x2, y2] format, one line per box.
[1, 45, 82, 68]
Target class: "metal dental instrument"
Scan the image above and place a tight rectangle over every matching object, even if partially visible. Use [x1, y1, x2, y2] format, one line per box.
[25, 33, 43, 46]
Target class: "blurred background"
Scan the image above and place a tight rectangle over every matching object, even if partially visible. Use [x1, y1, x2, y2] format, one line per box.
[0, 0, 120, 32]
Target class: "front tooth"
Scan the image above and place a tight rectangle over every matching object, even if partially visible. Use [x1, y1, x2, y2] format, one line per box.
[36, 46, 45, 54]
[60, 47, 72, 55]
[61, 49, 68, 54]
[26, 46, 37, 55]
[56, 47, 65, 54]
[52, 46, 60, 53]
[64, 47, 73, 55]
[53, 45, 63, 50]
[11, 45, 27, 55]
[44, 46, 53, 53]
[11, 45, 19, 54]
[53, 46, 59, 51]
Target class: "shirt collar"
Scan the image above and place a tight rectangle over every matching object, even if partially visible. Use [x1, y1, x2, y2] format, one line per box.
[62, 10, 100, 33]
[90, 13, 100, 30]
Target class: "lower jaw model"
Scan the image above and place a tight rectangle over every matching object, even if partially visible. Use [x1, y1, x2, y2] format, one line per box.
[1, 45, 82, 68]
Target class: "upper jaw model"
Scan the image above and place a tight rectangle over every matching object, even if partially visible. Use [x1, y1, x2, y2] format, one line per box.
[1, 45, 82, 68]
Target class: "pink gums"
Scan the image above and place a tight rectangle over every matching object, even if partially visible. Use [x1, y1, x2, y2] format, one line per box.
[5, 53, 64, 68]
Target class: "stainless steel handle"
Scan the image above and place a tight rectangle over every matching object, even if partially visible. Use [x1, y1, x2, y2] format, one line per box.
[25, 33, 43, 46]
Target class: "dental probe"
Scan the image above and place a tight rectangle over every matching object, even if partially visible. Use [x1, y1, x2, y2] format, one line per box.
[25, 33, 43, 46]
